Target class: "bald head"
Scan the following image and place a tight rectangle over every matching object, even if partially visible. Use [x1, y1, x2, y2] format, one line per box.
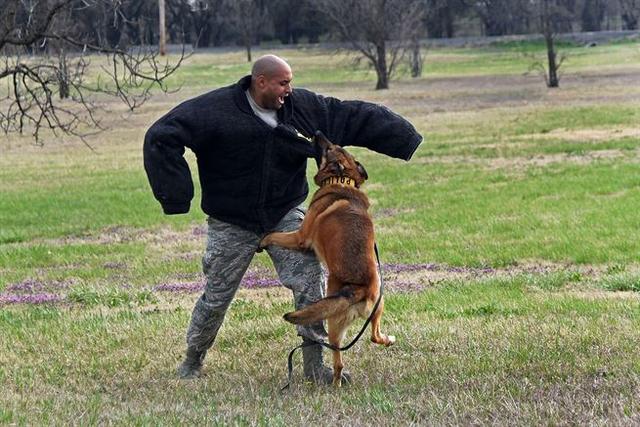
[251, 55, 291, 80]
[249, 54, 293, 110]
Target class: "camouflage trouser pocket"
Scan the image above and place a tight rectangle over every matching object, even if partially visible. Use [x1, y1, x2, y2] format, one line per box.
[201, 217, 259, 279]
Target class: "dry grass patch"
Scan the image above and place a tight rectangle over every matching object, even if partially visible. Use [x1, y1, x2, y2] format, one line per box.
[531, 127, 640, 142]
[415, 148, 639, 171]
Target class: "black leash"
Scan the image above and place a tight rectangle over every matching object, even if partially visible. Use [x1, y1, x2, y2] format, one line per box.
[281, 243, 385, 391]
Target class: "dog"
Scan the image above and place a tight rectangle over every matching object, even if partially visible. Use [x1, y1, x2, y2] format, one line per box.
[259, 131, 395, 386]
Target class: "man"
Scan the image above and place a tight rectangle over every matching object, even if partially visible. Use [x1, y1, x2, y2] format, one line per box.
[143, 54, 422, 384]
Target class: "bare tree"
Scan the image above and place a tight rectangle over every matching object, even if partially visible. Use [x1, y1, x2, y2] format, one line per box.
[424, 0, 468, 38]
[315, 0, 425, 90]
[224, 0, 272, 62]
[619, 0, 640, 29]
[581, 0, 606, 31]
[0, 0, 186, 145]
[159, 0, 167, 55]
[186, 0, 229, 47]
[529, 0, 574, 88]
[471, 0, 534, 36]
[409, 36, 423, 78]
[270, 0, 329, 44]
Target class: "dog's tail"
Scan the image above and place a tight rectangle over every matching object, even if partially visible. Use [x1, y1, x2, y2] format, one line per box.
[283, 285, 367, 325]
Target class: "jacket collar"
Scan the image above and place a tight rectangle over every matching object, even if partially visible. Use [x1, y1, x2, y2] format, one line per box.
[233, 75, 293, 124]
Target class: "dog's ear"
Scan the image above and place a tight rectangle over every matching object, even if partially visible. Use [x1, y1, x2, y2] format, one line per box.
[314, 131, 332, 148]
[356, 161, 368, 180]
[313, 131, 331, 167]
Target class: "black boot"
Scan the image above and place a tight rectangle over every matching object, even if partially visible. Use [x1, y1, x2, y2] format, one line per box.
[301, 340, 351, 385]
[177, 347, 206, 379]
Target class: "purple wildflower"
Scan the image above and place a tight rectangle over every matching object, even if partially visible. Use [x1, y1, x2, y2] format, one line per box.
[239, 270, 281, 289]
[241, 277, 281, 289]
[383, 263, 440, 273]
[5, 278, 72, 294]
[0, 293, 63, 305]
[386, 281, 428, 293]
[153, 282, 205, 293]
[192, 225, 208, 236]
[103, 262, 126, 270]
[381, 263, 496, 275]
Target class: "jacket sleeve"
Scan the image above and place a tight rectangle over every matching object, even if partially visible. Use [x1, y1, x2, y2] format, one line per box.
[143, 109, 196, 215]
[321, 96, 422, 161]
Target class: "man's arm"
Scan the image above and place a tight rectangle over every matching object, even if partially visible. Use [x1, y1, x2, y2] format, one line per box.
[143, 110, 197, 215]
[292, 89, 422, 160]
[322, 96, 423, 161]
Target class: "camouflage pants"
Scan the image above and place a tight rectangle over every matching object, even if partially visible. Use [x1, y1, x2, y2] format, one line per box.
[186, 205, 327, 352]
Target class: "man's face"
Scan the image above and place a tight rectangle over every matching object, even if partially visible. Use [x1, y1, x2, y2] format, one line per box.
[256, 65, 293, 110]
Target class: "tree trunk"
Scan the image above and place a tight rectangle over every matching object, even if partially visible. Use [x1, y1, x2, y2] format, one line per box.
[621, 13, 638, 30]
[58, 48, 70, 99]
[444, 6, 455, 38]
[410, 39, 422, 78]
[375, 43, 389, 90]
[158, 0, 166, 55]
[545, 33, 559, 88]
[246, 44, 252, 62]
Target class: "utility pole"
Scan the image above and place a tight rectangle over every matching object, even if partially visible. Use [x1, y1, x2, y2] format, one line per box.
[159, 0, 166, 55]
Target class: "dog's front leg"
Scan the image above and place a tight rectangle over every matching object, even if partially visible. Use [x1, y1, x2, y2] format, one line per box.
[259, 230, 307, 251]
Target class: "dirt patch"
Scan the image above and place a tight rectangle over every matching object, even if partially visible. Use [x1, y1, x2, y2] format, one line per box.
[381, 261, 640, 295]
[373, 207, 416, 219]
[3, 261, 638, 306]
[6, 224, 206, 250]
[382, 69, 640, 116]
[416, 148, 640, 170]
[530, 127, 640, 142]
[486, 149, 636, 169]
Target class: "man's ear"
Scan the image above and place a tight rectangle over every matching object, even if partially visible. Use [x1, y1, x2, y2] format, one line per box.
[356, 161, 368, 180]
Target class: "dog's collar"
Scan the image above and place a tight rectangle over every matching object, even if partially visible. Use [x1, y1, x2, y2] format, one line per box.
[320, 176, 357, 188]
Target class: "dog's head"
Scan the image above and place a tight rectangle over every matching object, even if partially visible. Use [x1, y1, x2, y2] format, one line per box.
[313, 131, 368, 188]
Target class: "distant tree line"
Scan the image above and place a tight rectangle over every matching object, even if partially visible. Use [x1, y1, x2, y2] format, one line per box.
[26, 0, 632, 52]
[156, 0, 638, 48]
[1, 0, 638, 143]
[70, 0, 638, 89]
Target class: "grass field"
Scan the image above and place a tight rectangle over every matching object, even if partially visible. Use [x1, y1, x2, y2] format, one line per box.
[1, 40, 640, 424]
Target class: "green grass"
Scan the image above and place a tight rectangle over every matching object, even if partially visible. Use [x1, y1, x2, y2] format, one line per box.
[1, 41, 640, 424]
[1, 280, 639, 424]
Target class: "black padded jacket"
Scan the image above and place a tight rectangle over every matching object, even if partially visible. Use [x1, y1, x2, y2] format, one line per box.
[143, 75, 422, 234]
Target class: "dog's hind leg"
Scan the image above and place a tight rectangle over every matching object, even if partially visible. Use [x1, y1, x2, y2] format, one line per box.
[327, 316, 348, 387]
[370, 296, 396, 347]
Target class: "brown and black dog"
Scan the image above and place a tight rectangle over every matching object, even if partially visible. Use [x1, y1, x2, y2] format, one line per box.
[259, 132, 395, 386]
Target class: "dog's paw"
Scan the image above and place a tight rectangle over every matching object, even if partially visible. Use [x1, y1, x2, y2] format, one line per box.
[386, 335, 396, 346]
[257, 237, 270, 252]
[283, 312, 295, 323]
